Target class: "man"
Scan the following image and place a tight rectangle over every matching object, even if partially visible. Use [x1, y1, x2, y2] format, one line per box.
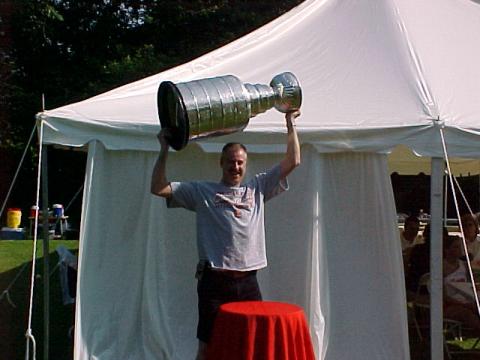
[151, 110, 301, 359]
[401, 215, 422, 250]
[400, 215, 422, 267]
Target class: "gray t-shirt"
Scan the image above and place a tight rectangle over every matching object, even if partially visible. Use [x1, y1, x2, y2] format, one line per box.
[168, 164, 288, 271]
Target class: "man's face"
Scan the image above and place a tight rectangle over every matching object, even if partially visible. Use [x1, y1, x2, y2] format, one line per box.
[220, 146, 247, 186]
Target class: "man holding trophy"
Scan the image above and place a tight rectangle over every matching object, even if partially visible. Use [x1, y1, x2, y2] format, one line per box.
[151, 73, 302, 359]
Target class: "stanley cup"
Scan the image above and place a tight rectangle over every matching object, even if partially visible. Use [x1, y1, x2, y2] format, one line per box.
[157, 72, 302, 150]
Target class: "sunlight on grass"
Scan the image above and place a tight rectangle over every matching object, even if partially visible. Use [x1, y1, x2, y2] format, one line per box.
[0, 240, 79, 273]
[448, 338, 480, 350]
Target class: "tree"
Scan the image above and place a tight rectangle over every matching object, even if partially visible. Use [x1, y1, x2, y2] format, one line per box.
[4, 0, 303, 145]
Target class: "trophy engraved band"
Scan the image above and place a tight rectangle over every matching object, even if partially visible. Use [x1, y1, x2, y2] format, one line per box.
[157, 72, 302, 150]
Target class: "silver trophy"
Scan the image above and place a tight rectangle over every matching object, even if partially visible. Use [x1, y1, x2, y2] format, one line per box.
[157, 72, 302, 150]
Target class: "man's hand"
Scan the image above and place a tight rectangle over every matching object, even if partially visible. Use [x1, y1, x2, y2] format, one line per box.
[151, 128, 173, 197]
[286, 110, 301, 127]
[157, 129, 171, 152]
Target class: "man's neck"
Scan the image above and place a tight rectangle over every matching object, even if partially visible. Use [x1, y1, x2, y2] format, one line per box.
[220, 179, 241, 187]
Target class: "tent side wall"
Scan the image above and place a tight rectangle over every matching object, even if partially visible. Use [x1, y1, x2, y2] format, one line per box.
[74, 142, 409, 359]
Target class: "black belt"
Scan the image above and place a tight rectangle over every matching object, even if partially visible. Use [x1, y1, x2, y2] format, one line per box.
[206, 267, 257, 279]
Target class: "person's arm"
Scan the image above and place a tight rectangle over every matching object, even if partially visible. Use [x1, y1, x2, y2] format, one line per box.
[442, 265, 475, 310]
[151, 130, 172, 198]
[279, 110, 301, 179]
[443, 290, 476, 311]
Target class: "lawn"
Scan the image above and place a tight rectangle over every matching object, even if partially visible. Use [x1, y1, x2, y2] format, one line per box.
[0, 240, 79, 360]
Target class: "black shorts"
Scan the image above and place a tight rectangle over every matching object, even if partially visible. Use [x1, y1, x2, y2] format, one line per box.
[196, 267, 262, 343]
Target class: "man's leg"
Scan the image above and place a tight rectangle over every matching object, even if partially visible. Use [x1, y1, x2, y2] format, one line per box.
[236, 272, 262, 301]
[196, 271, 227, 358]
[196, 270, 261, 359]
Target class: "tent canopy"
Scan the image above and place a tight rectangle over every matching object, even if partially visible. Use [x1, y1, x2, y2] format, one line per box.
[39, 0, 480, 158]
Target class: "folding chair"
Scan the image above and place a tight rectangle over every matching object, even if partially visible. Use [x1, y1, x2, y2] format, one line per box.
[410, 273, 431, 341]
[411, 273, 480, 359]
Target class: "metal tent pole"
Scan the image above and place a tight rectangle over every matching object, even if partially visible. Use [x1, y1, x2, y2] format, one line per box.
[430, 157, 444, 360]
[41, 144, 49, 360]
[444, 172, 448, 227]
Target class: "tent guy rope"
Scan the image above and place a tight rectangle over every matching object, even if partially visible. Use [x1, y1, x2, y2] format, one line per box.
[0, 123, 37, 219]
[453, 175, 475, 217]
[440, 127, 480, 317]
[24, 121, 44, 360]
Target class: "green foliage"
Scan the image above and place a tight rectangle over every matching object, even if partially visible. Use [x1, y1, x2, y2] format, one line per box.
[5, 0, 304, 139]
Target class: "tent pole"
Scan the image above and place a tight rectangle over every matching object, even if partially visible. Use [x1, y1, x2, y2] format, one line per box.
[41, 144, 49, 360]
[443, 173, 448, 227]
[430, 157, 444, 360]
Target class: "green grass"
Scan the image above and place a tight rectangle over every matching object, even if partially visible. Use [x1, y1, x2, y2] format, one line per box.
[0, 240, 79, 273]
[448, 338, 480, 350]
[0, 240, 79, 360]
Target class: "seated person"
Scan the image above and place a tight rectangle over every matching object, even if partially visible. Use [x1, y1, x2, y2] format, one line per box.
[401, 215, 422, 266]
[443, 235, 480, 332]
[460, 213, 480, 265]
[401, 215, 422, 250]
[405, 225, 448, 296]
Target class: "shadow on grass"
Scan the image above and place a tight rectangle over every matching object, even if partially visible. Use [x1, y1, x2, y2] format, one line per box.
[0, 251, 77, 360]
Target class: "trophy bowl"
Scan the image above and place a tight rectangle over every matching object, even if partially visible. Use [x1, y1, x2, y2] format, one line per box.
[157, 72, 302, 150]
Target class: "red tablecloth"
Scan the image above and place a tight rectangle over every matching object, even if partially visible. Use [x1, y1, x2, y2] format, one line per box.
[206, 301, 316, 360]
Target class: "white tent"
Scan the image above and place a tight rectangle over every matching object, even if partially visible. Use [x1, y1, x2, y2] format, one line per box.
[37, 0, 480, 359]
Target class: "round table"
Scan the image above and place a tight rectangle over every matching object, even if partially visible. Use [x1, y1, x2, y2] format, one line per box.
[206, 300, 316, 360]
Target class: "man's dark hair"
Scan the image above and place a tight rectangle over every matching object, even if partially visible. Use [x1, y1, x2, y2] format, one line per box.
[404, 215, 420, 226]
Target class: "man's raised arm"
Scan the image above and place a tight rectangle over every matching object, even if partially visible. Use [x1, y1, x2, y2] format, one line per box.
[151, 130, 173, 198]
[279, 110, 301, 179]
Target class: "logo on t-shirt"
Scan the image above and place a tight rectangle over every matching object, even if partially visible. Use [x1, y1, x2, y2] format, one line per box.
[214, 188, 254, 210]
